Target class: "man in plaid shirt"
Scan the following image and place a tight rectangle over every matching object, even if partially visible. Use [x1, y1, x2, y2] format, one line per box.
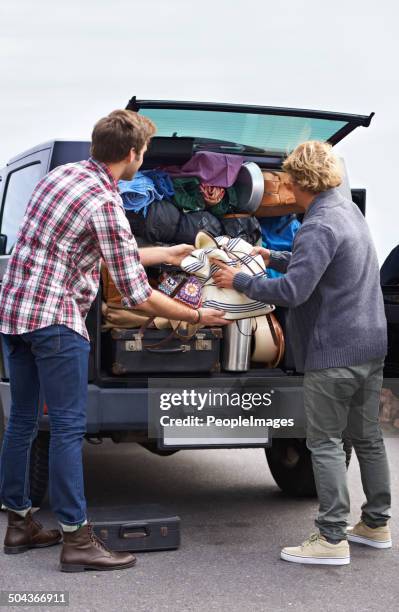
[0, 110, 227, 572]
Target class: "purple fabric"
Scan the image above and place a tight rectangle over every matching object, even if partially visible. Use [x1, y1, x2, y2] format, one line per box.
[164, 152, 244, 188]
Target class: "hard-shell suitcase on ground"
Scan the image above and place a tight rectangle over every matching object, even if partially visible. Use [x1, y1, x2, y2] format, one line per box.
[104, 327, 222, 375]
[255, 171, 303, 217]
[90, 505, 180, 552]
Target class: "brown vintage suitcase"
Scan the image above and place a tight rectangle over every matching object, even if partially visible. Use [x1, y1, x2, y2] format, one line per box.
[104, 327, 222, 375]
[255, 171, 303, 217]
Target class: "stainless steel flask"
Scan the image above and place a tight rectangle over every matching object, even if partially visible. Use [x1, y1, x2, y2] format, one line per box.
[222, 318, 252, 372]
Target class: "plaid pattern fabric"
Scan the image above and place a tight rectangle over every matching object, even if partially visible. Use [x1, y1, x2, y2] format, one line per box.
[0, 157, 152, 340]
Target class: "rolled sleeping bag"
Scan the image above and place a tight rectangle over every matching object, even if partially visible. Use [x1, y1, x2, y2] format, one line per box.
[144, 200, 181, 243]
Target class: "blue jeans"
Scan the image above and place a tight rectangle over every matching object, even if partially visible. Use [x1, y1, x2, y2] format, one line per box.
[0, 325, 90, 525]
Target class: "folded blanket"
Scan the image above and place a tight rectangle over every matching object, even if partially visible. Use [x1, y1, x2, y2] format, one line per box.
[118, 172, 163, 216]
[142, 169, 175, 199]
[180, 232, 274, 320]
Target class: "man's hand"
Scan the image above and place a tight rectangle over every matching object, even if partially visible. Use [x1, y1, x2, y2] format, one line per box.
[199, 308, 231, 326]
[166, 244, 195, 266]
[251, 246, 271, 266]
[211, 260, 241, 289]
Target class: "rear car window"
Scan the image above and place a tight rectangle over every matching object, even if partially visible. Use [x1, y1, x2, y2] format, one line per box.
[140, 108, 347, 156]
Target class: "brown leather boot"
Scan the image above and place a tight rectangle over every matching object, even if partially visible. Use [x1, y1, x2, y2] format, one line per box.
[4, 510, 62, 554]
[60, 524, 136, 572]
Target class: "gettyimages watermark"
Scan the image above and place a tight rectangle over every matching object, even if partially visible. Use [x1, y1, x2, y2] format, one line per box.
[148, 376, 399, 447]
[158, 388, 293, 429]
[148, 377, 306, 446]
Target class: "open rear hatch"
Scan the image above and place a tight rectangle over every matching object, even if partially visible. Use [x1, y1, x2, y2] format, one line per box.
[127, 97, 374, 160]
[97, 98, 375, 384]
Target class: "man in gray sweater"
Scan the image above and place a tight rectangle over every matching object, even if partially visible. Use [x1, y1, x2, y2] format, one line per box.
[213, 141, 391, 565]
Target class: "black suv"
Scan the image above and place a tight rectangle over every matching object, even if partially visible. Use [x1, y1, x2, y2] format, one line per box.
[0, 98, 396, 506]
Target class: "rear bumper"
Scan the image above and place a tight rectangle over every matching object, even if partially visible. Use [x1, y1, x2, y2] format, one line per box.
[0, 382, 148, 434]
[0, 379, 307, 440]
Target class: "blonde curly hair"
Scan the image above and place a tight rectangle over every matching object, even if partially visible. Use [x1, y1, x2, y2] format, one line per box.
[282, 141, 342, 193]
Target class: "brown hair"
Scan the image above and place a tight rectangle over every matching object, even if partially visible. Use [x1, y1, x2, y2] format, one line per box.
[282, 141, 342, 193]
[90, 110, 156, 163]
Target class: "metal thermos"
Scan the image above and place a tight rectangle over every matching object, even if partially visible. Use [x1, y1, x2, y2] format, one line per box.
[222, 318, 253, 372]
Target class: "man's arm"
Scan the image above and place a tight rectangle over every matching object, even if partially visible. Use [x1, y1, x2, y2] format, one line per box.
[139, 244, 194, 267]
[251, 246, 291, 273]
[268, 250, 292, 273]
[139, 246, 168, 267]
[232, 224, 337, 307]
[134, 289, 205, 322]
[89, 202, 153, 308]
[90, 202, 227, 326]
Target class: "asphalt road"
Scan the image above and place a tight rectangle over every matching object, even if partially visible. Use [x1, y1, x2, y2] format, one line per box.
[0, 438, 398, 612]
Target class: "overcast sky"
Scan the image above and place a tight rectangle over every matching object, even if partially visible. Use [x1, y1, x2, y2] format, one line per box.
[1, 0, 398, 263]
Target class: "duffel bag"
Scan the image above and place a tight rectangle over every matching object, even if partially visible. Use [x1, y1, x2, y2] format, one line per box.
[221, 214, 261, 245]
[255, 171, 303, 217]
[175, 210, 222, 244]
[144, 200, 181, 244]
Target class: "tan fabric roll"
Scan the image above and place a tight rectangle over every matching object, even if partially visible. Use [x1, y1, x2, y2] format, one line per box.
[102, 302, 203, 336]
[101, 302, 152, 329]
[251, 314, 285, 367]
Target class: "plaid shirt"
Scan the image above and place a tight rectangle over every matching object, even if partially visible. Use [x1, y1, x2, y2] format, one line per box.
[0, 157, 152, 341]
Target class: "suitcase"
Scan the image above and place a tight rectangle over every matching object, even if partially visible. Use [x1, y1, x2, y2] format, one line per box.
[255, 171, 303, 217]
[90, 505, 180, 552]
[104, 327, 222, 375]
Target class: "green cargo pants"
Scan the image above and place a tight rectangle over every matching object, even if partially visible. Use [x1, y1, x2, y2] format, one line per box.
[304, 357, 391, 541]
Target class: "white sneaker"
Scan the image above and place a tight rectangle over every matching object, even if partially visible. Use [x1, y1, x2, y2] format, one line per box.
[281, 532, 350, 565]
[347, 520, 392, 549]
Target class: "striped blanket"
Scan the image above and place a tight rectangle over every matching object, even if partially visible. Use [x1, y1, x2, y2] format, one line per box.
[180, 232, 274, 320]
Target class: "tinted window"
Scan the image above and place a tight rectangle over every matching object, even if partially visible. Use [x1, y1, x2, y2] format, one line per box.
[1, 163, 42, 254]
[140, 108, 347, 155]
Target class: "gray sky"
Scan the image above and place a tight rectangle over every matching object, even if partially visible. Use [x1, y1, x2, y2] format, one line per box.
[1, 0, 398, 263]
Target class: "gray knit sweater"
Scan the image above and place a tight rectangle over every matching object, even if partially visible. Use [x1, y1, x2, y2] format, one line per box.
[233, 188, 387, 371]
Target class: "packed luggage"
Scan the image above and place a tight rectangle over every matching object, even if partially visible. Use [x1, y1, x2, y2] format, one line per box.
[119, 151, 290, 246]
[101, 150, 306, 374]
